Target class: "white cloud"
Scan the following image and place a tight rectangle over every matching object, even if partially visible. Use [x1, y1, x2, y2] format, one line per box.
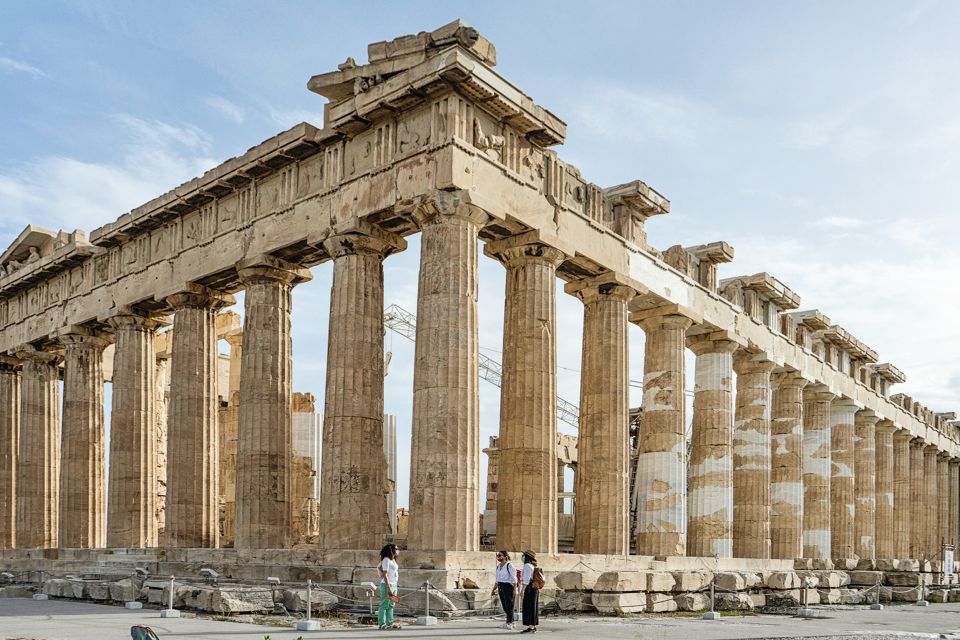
[817, 216, 864, 230]
[0, 56, 47, 79]
[204, 95, 246, 124]
[568, 85, 714, 148]
[0, 115, 217, 240]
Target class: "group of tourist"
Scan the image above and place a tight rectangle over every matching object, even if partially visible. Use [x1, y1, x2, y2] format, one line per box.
[375, 544, 543, 633]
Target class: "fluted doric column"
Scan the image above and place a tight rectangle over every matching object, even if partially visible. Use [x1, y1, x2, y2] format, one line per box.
[830, 398, 858, 560]
[567, 276, 635, 555]
[732, 352, 776, 559]
[234, 258, 309, 549]
[58, 328, 110, 548]
[892, 430, 912, 558]
[16, 348, 61, 548]
[407, 197, 487, 552]
[0, 358, 20, 548]
[924, 445, 939, 557]
[631, 307, 693, 556]
[874, 419, 896, 559]
[950, 459, 960, 550]
[770, 371, 807, 560]
[318, 229, 405, 549]
[219, 331, 242, 547]
[802, 385, 836, 559]
[853, 410, 878, 560]
[164, 285, 234, 548]
[686, 333, 739, 558]
[938, 452, 950, 553]
[106, 311, 162, 548]
[489, 236, 564, 554]
[909, 439, 927, 559]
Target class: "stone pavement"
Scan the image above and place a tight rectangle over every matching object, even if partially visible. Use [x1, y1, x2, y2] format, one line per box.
[6, 598, 960, 639]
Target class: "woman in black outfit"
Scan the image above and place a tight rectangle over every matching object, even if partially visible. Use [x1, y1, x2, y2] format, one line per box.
[519, 550, 539, 633]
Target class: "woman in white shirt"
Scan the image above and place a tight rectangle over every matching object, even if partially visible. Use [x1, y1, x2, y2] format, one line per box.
[377, 543, 401, 630]
[519, 550, 540, 634]
[489, 550, 518, 629]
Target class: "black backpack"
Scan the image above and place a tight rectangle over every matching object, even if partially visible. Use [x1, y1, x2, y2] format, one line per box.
[131, 625, 160, 640]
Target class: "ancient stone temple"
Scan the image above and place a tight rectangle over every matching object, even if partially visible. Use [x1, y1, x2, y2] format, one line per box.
[1, 20, 959, 615]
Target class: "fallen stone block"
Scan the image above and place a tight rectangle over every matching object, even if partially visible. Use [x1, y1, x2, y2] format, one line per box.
[400, 587, 458, 613]
[948, 589, 960, 603]
[927, 589, 948, 603]
[794, 572, 820, 588]
[209, 587, 275, 614]
[764, 589, 800, 607]
[793, 558, 814, 570]
[70, 581, 87, 599]
[833, 558, 858, 571]
[749, 593, 766, 608]
[716, 592, 753, 611]
[42, 579, 70, 597]
[838, 588, 867, 605]
[874, 558, 899, 571]
[714, 572, 745, 592]
[0, 586, 34, 598]
[109, 579, 139, 603]
[557, 591, 596, 612]
[816, 588, 841, 604]
[743, 572, 763, 589]
[891, 586, 923, 602]
[88, 582, 111, 600]
[594, 571, 647, 592]
[646, 592, 677, 613]
[282, 587, 338, 612]
[886, 572, 929, 587]
[765, 572, 800, 590]
[895, 559, 920, 572]
[671, 571, 712, 592]
[592, 592, 646, 615]
[646, 571, 674, 592]
[855, 558, 876, 571]
[848, 571, 883, 586]
[674, 592, 709, 612]
[554, 571, 600, 591]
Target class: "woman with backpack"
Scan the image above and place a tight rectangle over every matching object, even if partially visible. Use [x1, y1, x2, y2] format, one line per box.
[490, 550, 518, 629]
[519, 550, 543, 634]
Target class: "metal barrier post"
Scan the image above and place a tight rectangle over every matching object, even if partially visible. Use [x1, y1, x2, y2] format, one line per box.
[416, 581, 438, 626]
[703, 577, 720, 620]
[296, 577, 321, 631]
[160, 575, 180, 618]
[870, 575, 884, 610]
[916, 582, 929, 606]
[32, 570, 47, 601]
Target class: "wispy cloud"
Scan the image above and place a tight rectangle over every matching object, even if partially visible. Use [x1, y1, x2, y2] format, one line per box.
[0, 115, 216, 238]
[817, 216, 864, 230]
[0, 56, 47, 79]
[205, 95, 246, 124]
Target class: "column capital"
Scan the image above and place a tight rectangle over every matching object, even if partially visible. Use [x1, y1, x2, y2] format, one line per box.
[163, 283, 236, 311]
[411, 189, 490, 228]
[875, 418, 897, 434]
[950, 458, 960, 466]
[803, 383, 837, 403]
[0, 354, 22, 372]
[224, 329, 243, 350]
[830, 395, 861, 411]
[687, 330, 744, 356]
[938, 449, 952, 460]
[855, 409, 880, 425]
[55, 326, 112, 351]
[629, 303, 701, 329]
[732, 350, 778, 375]
[236, 255, 312, 286]
[319, 228, 407, 260]
[771, 369, 809, 389]
[14, 344, 61, 366]
[101, 306, 168, 332]
[564, 272, 641, 305]
[923, 442, 940, 453]
[484, 232, 566, 269]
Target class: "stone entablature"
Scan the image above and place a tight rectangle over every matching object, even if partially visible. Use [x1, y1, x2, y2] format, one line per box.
[720, 271, 800, 331]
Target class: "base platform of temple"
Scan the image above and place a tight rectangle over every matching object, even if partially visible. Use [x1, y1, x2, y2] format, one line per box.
[1, 548, 958, 616]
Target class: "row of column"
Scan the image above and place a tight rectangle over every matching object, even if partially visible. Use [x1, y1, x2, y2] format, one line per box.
[2, 202, 957, 558]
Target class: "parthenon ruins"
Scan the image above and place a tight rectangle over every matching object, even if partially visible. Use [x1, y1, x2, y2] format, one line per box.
[0, 20, 958, 613]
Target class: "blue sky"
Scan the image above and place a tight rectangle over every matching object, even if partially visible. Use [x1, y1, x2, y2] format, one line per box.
[2, 1, 959, 510]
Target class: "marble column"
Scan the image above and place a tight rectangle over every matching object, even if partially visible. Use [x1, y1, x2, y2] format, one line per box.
[0, 358, 20, 548]
[164, 286, 234, 548]
[234, 258, 309, 549]
[219, 331, 242, 546]
[567, 277, 634, 555]
[874, 419, 896, 559]
[909, 439, 927, 559]
[853, 410, 878, 560]
[802, 385, 836, 560]
[408, 199, 487, 552]
[16, 348, 61, 548]
[732, 353, 776, 559]
[950, 459, 960, 550]
[924, 445, 939, 557]
[58, 329, 110, 548]
[830, 398, 858, 560]
[489, 238, 564, 554]
[892, 430, 912, 558]
[770, 371, 807, 560]
[686, 334, 738, 558]
[632, 308, 693, 556]
[106, 312, 162, 548]
[318, 230, 405, 550]
[938, 452, 950, 553]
